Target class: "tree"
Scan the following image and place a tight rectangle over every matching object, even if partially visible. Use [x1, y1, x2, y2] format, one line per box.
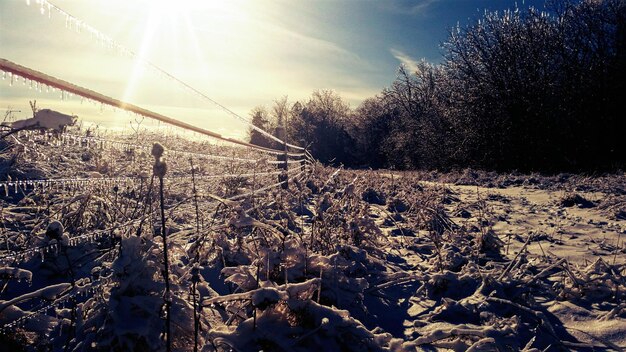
[443, 0, 626, 171]
[271, 96, 290, 150]
[250, 0, 626, 172]
[248, 105, 273, 148]
[292, 90, 355, 165]
[350, 96, 395, 168]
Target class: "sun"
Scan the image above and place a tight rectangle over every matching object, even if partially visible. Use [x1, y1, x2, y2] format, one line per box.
[122, 0, 206, 102]
[121, 0, 255, 104]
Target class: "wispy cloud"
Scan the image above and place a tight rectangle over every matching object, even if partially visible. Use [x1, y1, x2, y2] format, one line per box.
[382, 0, 440, 16]
[1, 0, 386, 136]
[390, 48, 421, 73]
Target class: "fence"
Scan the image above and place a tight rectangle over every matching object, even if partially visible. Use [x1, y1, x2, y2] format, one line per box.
[0, 65, 312, 335]
[0, 1, 316, 337]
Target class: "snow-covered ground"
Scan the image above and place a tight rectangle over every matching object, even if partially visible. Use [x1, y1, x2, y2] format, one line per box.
[0, 125, 624, 351]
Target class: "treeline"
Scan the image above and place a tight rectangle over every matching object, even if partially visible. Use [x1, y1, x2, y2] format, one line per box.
[250, 0, 626, 172]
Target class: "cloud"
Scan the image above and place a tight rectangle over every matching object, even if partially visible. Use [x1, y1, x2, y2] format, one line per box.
[407, 0, 439, 14]
[382, 0, 440, 16]
[390, 48, 421, 73]
[1, 0, 386, 138]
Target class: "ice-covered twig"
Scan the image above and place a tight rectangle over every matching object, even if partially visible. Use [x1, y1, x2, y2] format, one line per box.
[498, 233, 534, 281]
[598, 303, 626, 321]
[411, 324, 498, 345]
[0, 276, 112, 331]
[0, 283, 71, 314]
[366, 273, 425, 293]
[528, 258, 567, 283]
[0, 267, 32, 283]
[562, 326, 625, 351]
[466, 337, 496, 352]
[212, 337, 242, 352]
[486, 296, 557, 338]
[203, 278, 321, 309]
[0, 218, 139, 264]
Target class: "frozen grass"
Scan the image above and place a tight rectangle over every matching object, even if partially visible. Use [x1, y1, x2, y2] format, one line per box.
[0, 125, 625, 351]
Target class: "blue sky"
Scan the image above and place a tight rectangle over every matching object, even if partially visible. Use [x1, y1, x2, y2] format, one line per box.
[0, 0, 547, 138]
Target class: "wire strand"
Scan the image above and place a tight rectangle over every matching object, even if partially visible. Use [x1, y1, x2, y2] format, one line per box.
[19, 0, 303, 151]
[0, 58, 290, 155]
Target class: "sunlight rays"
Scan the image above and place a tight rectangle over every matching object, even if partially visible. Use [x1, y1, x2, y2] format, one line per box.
[121, 0, 251, 104]
[121, 5, 161, 103]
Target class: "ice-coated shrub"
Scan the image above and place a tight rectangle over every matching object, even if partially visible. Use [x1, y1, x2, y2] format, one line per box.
[79, 235, 194, 351]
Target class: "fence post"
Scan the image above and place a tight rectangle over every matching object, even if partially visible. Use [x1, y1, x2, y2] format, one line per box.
[300, 139, 306, 173]
[275, 124, 288, 189]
